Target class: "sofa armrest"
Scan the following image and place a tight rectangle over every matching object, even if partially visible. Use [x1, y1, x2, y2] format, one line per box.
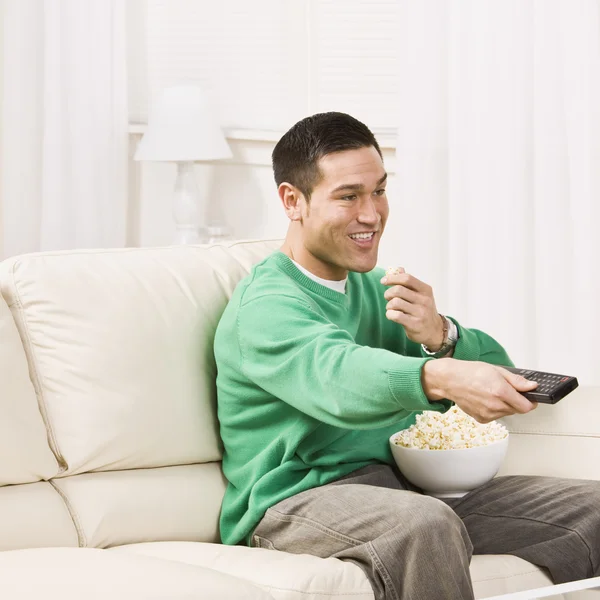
[498, 386, 600, 481]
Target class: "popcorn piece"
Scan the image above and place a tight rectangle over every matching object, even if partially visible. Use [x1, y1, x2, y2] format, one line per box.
[386, 266, 404, 277]
[392, 406, 508, 450]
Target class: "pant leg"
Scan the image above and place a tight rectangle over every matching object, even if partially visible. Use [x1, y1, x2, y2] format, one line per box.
[251, 465, 475, 600]
[441, 475, 600, 584]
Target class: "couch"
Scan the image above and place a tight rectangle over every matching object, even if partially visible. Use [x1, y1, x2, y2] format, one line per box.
[0, 238, 598, 600]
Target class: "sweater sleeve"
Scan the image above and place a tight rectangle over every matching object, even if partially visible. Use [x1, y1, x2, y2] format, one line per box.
[405, 316, 515, 366]
[237, 294, 451, 430]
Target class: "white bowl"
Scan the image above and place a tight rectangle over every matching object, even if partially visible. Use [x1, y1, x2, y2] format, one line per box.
[389, 433, 509, 498]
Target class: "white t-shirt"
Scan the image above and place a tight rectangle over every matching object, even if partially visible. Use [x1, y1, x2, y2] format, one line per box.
[290, 259, 347, 294]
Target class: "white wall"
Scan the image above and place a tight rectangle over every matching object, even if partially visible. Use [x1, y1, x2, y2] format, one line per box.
[126, 1, 522, 370]
[127, 0, 403, 270]
[129, 0, 399, 129]
[129, 132, 402, 270]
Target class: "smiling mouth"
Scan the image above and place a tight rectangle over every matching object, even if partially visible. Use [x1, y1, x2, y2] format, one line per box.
[348, 232, 376, 242]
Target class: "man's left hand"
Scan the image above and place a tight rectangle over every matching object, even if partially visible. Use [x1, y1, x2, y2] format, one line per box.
[380, 268, 445, 351]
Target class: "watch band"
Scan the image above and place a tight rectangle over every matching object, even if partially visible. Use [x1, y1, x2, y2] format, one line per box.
[422, 315, 458, 358]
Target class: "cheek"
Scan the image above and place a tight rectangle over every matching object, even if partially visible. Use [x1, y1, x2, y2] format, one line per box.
[380, 197, 390, 216]
[378, 201, 390, 226]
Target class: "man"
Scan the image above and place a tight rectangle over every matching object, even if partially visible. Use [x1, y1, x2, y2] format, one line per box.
[214, 112, 599, 600]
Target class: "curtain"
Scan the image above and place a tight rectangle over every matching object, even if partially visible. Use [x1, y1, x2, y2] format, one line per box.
[395, 0, 600, 385]
[0, 0, 128, 259]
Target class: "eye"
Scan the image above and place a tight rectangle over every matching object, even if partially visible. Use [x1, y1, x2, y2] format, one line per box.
[340, 194, 357, 201]
[374, 188, 387, 196]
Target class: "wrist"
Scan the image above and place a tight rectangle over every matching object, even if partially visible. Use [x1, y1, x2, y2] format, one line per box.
[424, 314, 446, 352]
[421, 358, 453, 402]
[422, 315, 457, 358]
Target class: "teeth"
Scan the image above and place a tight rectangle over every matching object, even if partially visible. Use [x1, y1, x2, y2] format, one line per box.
[349, 232, 374, 240]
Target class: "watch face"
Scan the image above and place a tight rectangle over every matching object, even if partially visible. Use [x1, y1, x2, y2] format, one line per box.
[446, 318, 459, 343]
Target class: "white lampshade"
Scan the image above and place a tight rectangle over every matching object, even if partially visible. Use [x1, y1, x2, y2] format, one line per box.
[135, 85, 232, 162]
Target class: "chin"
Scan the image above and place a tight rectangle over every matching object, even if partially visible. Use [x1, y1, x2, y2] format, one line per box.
[349, 256, 378, 273]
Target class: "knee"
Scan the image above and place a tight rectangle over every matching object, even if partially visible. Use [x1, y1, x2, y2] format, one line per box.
[387, 494, 473, 559]
[403, 494, 466, 536]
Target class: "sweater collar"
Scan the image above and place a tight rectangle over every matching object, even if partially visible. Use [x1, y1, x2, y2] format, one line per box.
[290, 258, 347, 294]
[273, 252, 350, 305]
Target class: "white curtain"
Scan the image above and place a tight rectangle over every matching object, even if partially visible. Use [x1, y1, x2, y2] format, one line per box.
[395, 0, 600, 385]
[0, 0, 128, 259]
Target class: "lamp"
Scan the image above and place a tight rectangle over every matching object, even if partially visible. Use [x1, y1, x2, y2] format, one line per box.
[134, 85, 232, 245]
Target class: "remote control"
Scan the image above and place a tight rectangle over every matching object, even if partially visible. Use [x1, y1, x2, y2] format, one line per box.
[503, 366, 579, 404]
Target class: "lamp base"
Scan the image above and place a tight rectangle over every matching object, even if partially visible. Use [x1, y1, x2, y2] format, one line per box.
[206, 224, 232, 244]
[171, 161, 232, 246]
[172, 162, 203, 245]
[174, 227, 202, 245]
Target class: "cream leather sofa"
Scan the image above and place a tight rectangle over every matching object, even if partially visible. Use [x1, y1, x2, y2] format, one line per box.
[0, 238, 598, 600]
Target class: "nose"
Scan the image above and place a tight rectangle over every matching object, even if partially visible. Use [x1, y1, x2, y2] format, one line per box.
[357, 197, 379, 226]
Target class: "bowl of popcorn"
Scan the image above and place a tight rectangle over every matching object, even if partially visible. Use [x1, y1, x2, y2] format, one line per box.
[389, 406, 509, 498]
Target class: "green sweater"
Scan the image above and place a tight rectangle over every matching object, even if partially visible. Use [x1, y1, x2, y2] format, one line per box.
[214, 251, 513, 546]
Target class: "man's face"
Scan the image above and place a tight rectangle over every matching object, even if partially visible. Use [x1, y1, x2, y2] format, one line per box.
[295, 146, 389, 279]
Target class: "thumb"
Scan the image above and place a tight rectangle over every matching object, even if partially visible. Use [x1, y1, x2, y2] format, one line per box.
[502, 370, 538, 392]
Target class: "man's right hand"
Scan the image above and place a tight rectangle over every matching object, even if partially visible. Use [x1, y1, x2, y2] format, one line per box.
[422, 359, 539, 423]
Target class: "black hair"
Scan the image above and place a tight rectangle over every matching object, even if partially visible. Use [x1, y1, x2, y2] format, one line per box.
[272, 112, 382, 200]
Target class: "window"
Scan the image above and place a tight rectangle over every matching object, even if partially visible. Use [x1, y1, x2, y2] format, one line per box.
[130, 0, 398, 131]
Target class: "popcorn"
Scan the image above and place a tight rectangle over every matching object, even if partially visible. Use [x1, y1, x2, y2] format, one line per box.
[392, 406, 508, 450]
[385, 266, 404, 277]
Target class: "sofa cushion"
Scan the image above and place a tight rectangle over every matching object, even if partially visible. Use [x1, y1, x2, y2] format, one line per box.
[0, 294, 59, 485]
[112, 541, 559, 600]
[0, 547, 274, 599]
[111, 541, 374, 600]
[499, 385, 600, 480]
[51, 463, 227, 547]
[470, 554, 554, 598]
[0, 481, 79, 550]
[0, 240, 280, 476]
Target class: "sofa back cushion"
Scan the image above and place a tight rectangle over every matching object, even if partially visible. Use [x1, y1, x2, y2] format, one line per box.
[499, 384, 600, 481]
[0, 294, 59, 486]
[0, 240, 281, 477]
[0, 238, 598, 551]
[0, 239, 281, 548]
[0, 294, 77, 549]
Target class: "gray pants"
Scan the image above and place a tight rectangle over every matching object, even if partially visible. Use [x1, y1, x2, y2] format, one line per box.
[251, 464, 600, 600]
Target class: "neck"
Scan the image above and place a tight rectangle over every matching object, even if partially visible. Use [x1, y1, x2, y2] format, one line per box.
[281, 229, 347, 281]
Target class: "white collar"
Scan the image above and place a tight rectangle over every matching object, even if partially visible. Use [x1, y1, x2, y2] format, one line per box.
[290, 259, 347, 294]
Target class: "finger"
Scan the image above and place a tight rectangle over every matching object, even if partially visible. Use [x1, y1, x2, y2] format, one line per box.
[513, 377, 539, 393]
[496, 381, 537, 414]
[495, 368, 539, 409]
[386, 297, 420, 316]
[381, 267, 405, 286]
[383, 285, 420, 303]
[494, 366, 539, 390]
[384, 272, 431, 294]
[476, 403, 521, 423]
[385, 309, 412, 327]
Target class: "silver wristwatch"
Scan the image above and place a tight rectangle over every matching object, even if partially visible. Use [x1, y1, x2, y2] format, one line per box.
[422, 315, 459, 358]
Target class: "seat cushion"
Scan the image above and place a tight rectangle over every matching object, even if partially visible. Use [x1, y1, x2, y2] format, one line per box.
[470, 554, 554, 598]
[51, 464, 226, 548]
[112, 541, 558, 600]
[0, 547, 274, 599]
[111, 541, 375, 600]
[0, 482, 79, 550]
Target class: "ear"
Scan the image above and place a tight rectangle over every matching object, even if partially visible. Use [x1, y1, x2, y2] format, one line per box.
[278, 183, 305, 222]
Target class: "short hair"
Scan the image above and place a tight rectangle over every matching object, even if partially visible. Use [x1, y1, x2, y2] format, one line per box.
[272, 112, 383, 200]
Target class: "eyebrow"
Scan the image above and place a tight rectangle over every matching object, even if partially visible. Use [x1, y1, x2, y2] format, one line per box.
[330, 173, 388, 195]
